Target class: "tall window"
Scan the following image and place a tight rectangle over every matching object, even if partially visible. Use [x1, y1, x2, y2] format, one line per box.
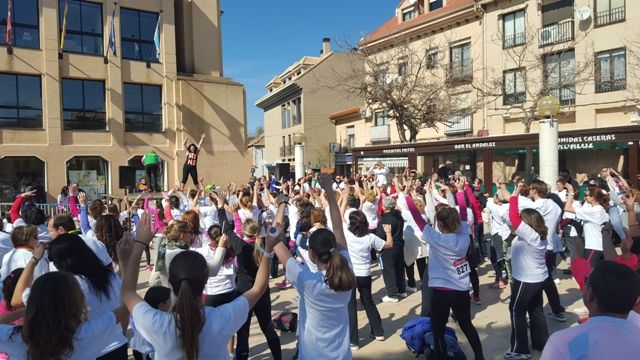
[62, 79, 105, 130]
[402, 8, 417, 22]
[66, 156, 109, 199]
[124, 83, 162, 132]
[503, 10, 525, 48]
[426, 50, 438, 69]
[544, 50, 575, 105]
[429, 0, 443, 11]
[0, 74, 42, 128]
[374, 111, 390, 126]
[595, 0, 625, 26]
[397, 57, 408, 79]
[59, 0, 103, 56]
[0, 0, 39, 48]
[121, 8, 159, 62]
[503, 68, 526, 105]
[449, 42, 472, 82]
[291, 97, 302, 126]
[0, 156, 45, 202]
[596, 48, 626, 93]
[347, 126, 355, 149]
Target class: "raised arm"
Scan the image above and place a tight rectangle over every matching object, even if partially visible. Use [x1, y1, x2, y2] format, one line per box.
[11, 243, 45, 307]
[319, 173, 347, 251]
[271, 195, 293, 266]
[68, 184, 80, 218]
[509, 184, 523, 229]
[118, 214, 154, 311]
[454, 179, 468, 223]
[624, 191, 640, 238]
[196, 133, 205, 154]
[78, 192, 91, 235]
[564, 183, 577, 214]
[10, 191, 33, 223]
[206, 234, 227, 276]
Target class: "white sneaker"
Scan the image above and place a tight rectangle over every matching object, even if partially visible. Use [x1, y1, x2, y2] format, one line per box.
[554, 278, 560, 284]
[406, 286, 418, 293]
[350, 344, 359, 351]
[381, 295, 399, 303]
[398, 292, 408, 298]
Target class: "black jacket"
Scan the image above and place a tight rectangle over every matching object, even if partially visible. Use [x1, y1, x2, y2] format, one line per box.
[376, 210, 405, 248]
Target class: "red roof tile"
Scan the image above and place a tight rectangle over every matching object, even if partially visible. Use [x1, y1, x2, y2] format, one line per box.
[360, 0, 476, 47]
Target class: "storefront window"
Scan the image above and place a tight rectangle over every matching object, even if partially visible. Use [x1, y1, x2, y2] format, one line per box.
[66, 156, 109, 200]
[0, 156, 45, 203]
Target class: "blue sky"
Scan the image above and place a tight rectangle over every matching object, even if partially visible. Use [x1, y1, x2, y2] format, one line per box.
[220, 1, 393, 136]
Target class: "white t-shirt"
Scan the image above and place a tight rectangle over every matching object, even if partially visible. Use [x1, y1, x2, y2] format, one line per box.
[422, 222, 470, 291]
[362, 199, 379, 230]
[541, 316, 640, 360]
[0, 232, 12, 268]
[1, 248, 49, 280]
[76, 273, 128, 356]
[574, 203, 610, 251]
[512, 222, 548, 283]
[486, 201, 511, 240]
[519, 196, 562, 252]
[370, 167, 389, 187]
[199, 206, 219, 231]
[286, 252, 352, 360]
[195, 246, 236, 296]
[0, 312, 120, 359]
[324, 207, 334, 231]
[238, 205, 259, 224]
[132, 296, 250, 360]
[288, 204, 300, 241]
[344, 227, 385, 277]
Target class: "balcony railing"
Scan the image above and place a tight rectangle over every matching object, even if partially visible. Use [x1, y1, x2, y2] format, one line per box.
[538, 20, 573, 47]
[596, 79, 626, 93]
[444, 114, 472, 135]
[503, 32, 526, 49]
[370, 124, 390, 142]
[549, 86, 576, 106]
[447, 62, 473, 84]
[596, 6, 625, 27]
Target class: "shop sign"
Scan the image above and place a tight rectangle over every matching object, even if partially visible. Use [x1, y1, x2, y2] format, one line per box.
[453, 141, 496, 150]
[557, 134, 616, 150]
[382, 147, 415, 154]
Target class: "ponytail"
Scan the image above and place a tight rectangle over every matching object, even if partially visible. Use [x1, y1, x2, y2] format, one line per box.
[309, 228, 356, 292]
[325, 249, 356, 292]
[173, 279, 205, 360]
[168, 251, 209, 360]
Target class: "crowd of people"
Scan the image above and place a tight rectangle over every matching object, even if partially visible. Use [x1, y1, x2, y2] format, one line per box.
[1, 160, 640, 360]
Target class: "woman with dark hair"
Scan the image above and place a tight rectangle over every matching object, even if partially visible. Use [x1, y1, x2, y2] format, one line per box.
[344, 209, 393, 349]
[57, 185, 70, 208]
[564, 184, 610, 266]
[46, 234, 129, 359]
[1, 245, 128, 360]
[94, 214, 125, 266]
[119, 211, 277, 360]
[271, 173, 356, 359]
[421, 178, 485, 360]
[180, 132, 205, 191]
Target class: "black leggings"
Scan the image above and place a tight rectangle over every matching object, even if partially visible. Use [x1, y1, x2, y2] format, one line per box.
[181, 163, 198, 186]
[406, 257, 427, 288]
[380, 246, 407, 298]
[467, 241, 480, 298]
[349, 276, 384, 345]
[205, 290, 239, 307]
[236, 290, 281, 360]
[490, 234, 506, 282]
[543, 250, 564, 314]
[430, 289, 484, 360]
[96, 344, 128, 360]
[509, 279, 548, 354]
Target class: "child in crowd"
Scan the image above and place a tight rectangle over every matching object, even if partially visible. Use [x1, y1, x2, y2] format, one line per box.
[0, 268, 24, 324]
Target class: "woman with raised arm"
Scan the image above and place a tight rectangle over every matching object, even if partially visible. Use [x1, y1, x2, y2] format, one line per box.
[421, 178, 485, 360]
[180, 132, 205, 191]
[505, 183, 549, 359]
[1, 242, 128, 360]
[119, 212, 277, 360]
[271, 173, 356, 359]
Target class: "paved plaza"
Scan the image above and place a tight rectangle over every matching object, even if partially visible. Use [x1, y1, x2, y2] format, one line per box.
[133, 255, 583, 360]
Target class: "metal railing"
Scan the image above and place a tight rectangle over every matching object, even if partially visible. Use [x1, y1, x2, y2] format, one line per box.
[538, 20, 573, 47]
[549, 86, 576, 106]
[444, 114, 472, 135]
[596, 6, 625, 26]
[0, 203, 70, 218]
[370, 124, 390, 142]
[596, 79, 626, 93]
[503, 32, 526, 49]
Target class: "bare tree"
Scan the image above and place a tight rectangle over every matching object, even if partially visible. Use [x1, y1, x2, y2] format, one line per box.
[474, 20, 594, 179]
[625, 35, 640, 104]
[331, 39, 473, 143]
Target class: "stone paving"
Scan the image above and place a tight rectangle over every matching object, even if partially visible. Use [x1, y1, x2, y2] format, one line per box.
[133, 257, 584, 359]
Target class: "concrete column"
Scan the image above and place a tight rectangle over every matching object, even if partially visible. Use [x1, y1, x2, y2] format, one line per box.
[539, 118, 558, 186]
[295, 144, 305, 181]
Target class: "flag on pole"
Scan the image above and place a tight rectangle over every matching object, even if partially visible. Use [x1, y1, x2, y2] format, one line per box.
[5, 0, 12, 45]
[60, 0, 69, 52]
[153, 13, 161, 60]
[107, 3, 117, 57]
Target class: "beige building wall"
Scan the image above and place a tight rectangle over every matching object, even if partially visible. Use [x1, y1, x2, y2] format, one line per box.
[259, 50, 363, 171]
[0, 0, 249, 202]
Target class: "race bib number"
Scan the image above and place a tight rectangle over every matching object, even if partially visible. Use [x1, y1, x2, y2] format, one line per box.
[453, 257, 470, 279]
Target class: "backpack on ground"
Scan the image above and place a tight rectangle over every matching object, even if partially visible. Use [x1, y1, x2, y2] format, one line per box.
[272, 310, 297, 332]
[400, 317, 432, 355]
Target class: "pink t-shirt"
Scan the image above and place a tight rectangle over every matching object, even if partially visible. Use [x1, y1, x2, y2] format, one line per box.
[541, 316, 640, 359]
[0, 300, 22, 325]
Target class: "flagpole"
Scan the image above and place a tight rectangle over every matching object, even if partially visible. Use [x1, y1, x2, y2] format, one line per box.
[59, 0, 69, 59]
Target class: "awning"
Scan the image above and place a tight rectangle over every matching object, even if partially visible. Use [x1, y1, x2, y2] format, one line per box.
[359, 157, 408, 168]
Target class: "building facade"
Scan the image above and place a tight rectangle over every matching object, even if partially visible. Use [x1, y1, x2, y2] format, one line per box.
[256, 39, 363, 178]
[0, 0, 250, 202]
[352, 0, 640, 187]
[247, 134, 267, 178]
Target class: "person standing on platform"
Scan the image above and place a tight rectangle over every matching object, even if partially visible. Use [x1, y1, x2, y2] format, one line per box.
[180, 133, 206, 191]
[142, 150, 161, 193]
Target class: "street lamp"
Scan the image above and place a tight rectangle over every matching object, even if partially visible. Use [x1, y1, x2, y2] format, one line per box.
[293, 132, 306, 181]
[536, 95, 560, 186]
